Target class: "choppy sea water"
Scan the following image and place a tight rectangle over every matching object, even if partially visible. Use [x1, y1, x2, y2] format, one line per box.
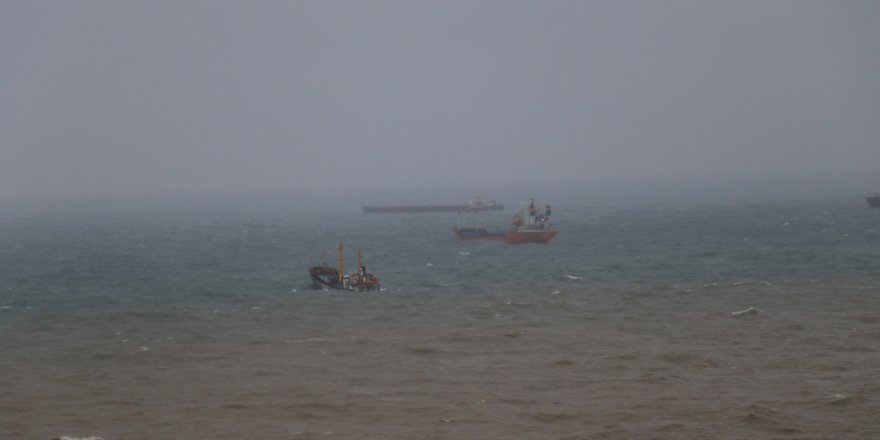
[1, 197, 879, 439]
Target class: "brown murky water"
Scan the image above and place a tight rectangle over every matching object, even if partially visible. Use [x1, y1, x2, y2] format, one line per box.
[3, 281, 878, 439]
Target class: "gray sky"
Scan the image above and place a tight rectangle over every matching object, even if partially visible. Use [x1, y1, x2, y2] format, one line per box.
[2, 0, 879, 201]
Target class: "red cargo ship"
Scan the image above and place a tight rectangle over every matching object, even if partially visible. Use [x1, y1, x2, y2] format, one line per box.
[453, 198, 557, 244]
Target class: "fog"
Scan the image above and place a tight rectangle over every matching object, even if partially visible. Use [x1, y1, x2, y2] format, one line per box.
[2, 1, 879, 204]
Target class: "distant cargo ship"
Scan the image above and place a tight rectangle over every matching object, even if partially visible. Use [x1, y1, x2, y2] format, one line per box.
[363, 197, 503, 214]
[454, 198, 557, 244]
[867, 195, 880, 207]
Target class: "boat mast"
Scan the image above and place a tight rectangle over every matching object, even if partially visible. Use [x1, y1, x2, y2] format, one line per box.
[337, 241, 344, 283]
[357, 246, 363, 270]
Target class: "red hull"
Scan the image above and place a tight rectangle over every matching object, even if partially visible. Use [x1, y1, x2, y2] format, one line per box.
[504, 230, 558, 244]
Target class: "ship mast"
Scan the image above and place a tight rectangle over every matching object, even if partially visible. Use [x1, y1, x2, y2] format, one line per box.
[337, 241, 344, 283]
[357, 246, 363, 270]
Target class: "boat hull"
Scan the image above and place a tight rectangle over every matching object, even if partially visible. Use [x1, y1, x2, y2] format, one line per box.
[504, 230, 558, 244]
[309, 266, 341, 289]
[308, 267, 380, 291]
[309, 275, 380, 291]
[867, 196, 880, 207]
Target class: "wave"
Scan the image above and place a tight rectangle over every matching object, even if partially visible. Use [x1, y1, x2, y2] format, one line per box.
[731, 306, 761, 316]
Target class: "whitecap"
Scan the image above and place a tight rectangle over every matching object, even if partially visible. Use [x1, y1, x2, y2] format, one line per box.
[551, 290, 562, 295]
[290, 337, 328, 343]
[55, 437, 105, 440]
[426, 262, 434, 267]
[457, 251, 471, 256]
[0, 306, 12, 311]
[731, 307, 760, 316]
[565, 275, 583, 280]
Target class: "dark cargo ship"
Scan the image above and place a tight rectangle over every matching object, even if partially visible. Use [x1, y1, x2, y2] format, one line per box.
[363, 197, 503, 214]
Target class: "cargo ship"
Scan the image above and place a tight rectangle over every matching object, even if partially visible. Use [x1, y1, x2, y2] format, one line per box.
[867, 195, 880, 207]
[363, 197, 503, 214]
[453, 198, 557, 244]
[309, 242, 381, 292]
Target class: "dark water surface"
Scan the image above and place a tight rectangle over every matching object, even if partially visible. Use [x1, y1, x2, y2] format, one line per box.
[1, 198, 879, 439]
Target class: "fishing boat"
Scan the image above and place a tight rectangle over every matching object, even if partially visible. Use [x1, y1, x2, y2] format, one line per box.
[453, 198, 557, 244]
[309, 242, 381, 291]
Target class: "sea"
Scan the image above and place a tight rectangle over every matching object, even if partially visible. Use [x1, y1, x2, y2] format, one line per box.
[1, 192, 879, 439]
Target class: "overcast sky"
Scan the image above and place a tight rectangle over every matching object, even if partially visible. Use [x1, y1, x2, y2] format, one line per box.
[1, 0, 878, 201]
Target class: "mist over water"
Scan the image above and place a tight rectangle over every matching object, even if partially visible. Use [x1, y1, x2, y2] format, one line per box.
[2, 1, 880, 201]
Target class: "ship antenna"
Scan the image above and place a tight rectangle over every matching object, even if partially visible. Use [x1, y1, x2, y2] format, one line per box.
[337, 241, 344, 283]
[358, 246, 363, 270]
